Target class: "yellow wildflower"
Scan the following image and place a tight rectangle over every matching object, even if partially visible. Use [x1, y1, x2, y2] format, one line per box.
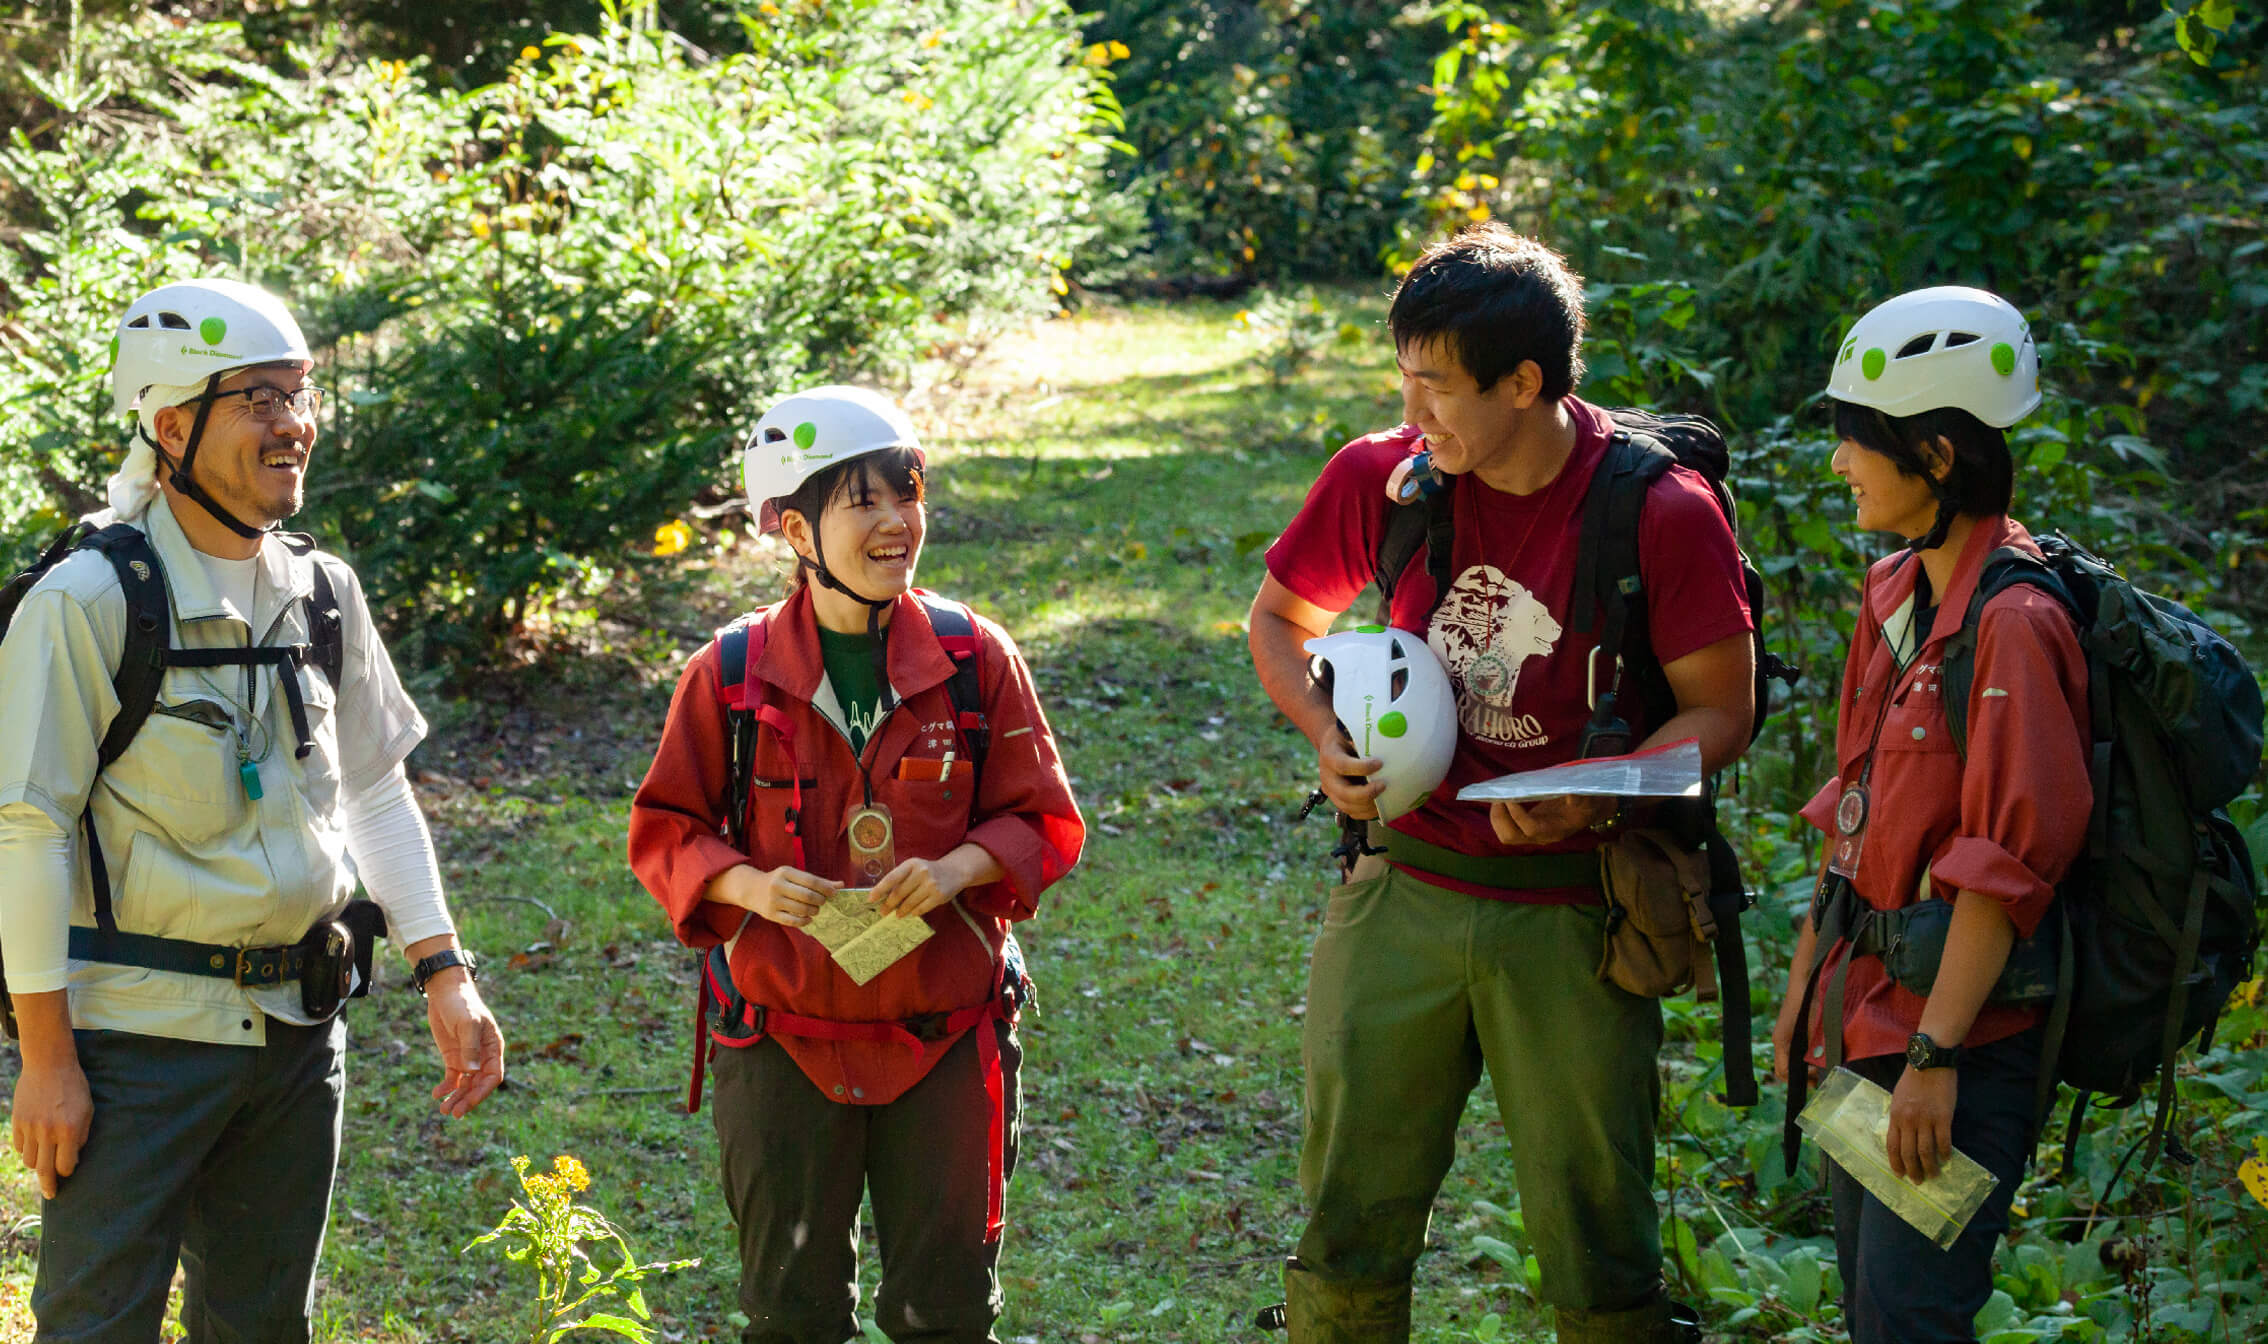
[520, 45, 540, 63]
[652, 520, 695, 557]
[553, 1155, 591, 1192]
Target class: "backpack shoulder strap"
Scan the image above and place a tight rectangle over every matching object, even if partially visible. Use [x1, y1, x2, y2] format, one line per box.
[1371, 486, 1453, 628]
[917, 593, 991, 779]
[277, 533, 347, 690]
[715, 609, 774, 852]
[82, 525, 171, 772]
[1940, 548, 2074, 761]
[1571, 427, 1674, 640]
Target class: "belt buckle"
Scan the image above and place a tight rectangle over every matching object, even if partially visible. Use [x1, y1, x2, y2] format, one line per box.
[234, 946, 285, 986]
[712, 1000, 764, 1042]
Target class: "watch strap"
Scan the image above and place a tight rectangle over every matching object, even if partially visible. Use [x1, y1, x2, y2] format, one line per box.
[412, 948, 477, 995]
[1907, 1031, 1963, 1070]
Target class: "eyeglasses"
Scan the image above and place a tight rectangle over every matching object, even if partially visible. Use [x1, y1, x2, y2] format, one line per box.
[203, 384, 326, 421]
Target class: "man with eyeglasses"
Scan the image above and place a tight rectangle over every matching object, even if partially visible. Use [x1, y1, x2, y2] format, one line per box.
[0, 277, 505, 1340]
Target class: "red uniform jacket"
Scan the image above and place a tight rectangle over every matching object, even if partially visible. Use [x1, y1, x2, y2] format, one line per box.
[1798, 515, 2091, 1065]
[628, 588, 1083, 1104]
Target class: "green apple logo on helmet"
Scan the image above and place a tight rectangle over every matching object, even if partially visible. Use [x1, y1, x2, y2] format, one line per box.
[199, 317, 227, 347]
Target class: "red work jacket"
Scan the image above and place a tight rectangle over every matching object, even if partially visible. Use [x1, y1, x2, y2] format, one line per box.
[628, 588, 1083, 1104]
[1798, 515, 2091, 1065]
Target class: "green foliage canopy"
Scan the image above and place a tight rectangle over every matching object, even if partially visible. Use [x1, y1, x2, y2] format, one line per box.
[0, 0, 1113, 674]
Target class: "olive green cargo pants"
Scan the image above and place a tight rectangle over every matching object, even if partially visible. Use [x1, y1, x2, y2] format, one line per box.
[1294, 868, 1666, 1321]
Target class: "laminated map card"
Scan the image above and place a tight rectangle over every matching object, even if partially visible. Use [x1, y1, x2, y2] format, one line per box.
[804, 889, 934, 986]
[1455, 737, 1705, 804]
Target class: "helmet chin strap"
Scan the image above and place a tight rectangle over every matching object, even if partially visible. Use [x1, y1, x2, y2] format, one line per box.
[805, 532, 902, 715]
[144, 373, 268, 540]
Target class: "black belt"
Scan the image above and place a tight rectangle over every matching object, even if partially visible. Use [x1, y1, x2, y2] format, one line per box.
[69, 926, 308, 985]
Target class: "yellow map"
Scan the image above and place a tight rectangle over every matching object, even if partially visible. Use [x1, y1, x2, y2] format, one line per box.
[805, 889, 933, 986]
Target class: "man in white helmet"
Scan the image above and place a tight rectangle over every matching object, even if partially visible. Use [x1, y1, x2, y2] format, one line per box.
[1247, 225, 1758, 1342]
[0, 277, 505, 1340]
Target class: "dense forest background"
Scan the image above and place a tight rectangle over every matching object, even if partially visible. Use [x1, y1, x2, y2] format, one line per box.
[3, 1, 2262, 656]
[1, 1, 2264, 1340]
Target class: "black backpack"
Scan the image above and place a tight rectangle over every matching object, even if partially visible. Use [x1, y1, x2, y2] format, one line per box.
[1940, 533, 2263, 1181]
[1371, 409, 1800, 1106]
[0, 519, 346, 1037]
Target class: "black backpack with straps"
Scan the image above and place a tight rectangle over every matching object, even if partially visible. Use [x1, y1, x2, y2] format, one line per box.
[0, 518, 348, 1037]
[1939, 533, 2262, 1183]
[1370, 409, 1800, 1106]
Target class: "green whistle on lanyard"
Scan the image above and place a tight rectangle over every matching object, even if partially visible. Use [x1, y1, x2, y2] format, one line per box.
[238, 757, 264, 802]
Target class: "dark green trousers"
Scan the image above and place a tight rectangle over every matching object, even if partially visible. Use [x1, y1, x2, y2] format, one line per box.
[710, 1024, 1021, 1344]
[1296, 868, 1665, 1312]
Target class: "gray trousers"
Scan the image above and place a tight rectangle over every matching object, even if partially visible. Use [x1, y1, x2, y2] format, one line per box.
[33, 1019, 346, 1343]
[710, 1023, 1022, 1344]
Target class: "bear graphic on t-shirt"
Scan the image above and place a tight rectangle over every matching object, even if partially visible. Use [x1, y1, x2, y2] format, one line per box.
[1427, 564, 1564, 745]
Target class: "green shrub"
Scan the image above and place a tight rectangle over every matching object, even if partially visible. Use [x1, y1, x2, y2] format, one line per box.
[0, 0, 1111, 675]
[1075, 0, 1447, 283]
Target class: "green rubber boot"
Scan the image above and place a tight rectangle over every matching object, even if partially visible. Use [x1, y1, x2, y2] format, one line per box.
[1552, 1294, 1702, 1344]
[1280, 1257, 1412, 1344]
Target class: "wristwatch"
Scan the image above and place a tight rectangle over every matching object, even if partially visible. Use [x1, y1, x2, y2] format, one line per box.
[411, 949, 479, 996]
[1905, 1031, 1964, 1071]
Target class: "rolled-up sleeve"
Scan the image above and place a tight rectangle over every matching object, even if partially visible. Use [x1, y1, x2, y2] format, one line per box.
[1926, 590, 2091, 937]
[958, 620, 1084, 921]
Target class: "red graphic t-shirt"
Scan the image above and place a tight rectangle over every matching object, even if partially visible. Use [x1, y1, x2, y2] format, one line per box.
[1264, 397, 1754, 901]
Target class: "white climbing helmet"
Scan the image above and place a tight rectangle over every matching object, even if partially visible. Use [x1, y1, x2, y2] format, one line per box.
[742, 385, 926, 533]
[1825, 286, 2040, 428]
[110, 278, 312, 418]
[1305, 626, 1458, 822]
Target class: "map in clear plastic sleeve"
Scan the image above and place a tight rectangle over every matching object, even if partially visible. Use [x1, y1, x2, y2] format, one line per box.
[1456, 737, 1705, 804]
[1797, 1067, 2000, 1250]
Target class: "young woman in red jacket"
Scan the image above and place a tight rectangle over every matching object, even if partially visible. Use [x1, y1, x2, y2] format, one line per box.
[1772, 289, 2091, 1344]
[629, 386, 1084, 1344]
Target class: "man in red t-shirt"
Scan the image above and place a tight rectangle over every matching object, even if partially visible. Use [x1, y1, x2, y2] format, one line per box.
[1247, 224, 1756, 1343]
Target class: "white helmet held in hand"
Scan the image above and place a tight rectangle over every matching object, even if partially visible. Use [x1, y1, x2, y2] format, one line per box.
[742, 385, 926, 533]
[110, 278, 312, 418]
[1825, 286, 2040, 428]
[1305, 626, 1458, 822]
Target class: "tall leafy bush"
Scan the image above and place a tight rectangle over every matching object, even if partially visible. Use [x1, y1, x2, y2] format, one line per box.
[0, 0, 1111, 674]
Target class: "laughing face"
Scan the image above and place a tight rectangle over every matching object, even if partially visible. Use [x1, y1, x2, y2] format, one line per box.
[803, 466, 925, 604]
[152, 361, 319, 527]
[1395, 337, 1530, 482]
[1830, 435, 1941, 540]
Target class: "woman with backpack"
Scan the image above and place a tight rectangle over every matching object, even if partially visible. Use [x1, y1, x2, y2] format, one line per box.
[628, 385, 1083, 1344]
[1771, 288, 2092, 1343]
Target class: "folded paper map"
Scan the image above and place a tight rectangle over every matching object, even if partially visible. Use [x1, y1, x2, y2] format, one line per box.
[805, 888, 933, 986]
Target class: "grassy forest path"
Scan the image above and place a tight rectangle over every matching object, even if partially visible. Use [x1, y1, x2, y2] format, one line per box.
[8, 296, 2256, 1342]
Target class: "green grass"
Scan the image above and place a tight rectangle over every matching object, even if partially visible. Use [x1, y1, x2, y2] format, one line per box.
[4, 293, 2263, 1343]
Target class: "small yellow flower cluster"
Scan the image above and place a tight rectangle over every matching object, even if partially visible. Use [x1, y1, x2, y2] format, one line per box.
[519, 1152, 593, 1205]
[652, 520, 695, 557]
[1082, 40, 1130, 67]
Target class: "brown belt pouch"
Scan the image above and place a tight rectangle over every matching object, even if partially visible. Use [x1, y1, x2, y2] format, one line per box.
[1596, 827, 1720, 1000]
